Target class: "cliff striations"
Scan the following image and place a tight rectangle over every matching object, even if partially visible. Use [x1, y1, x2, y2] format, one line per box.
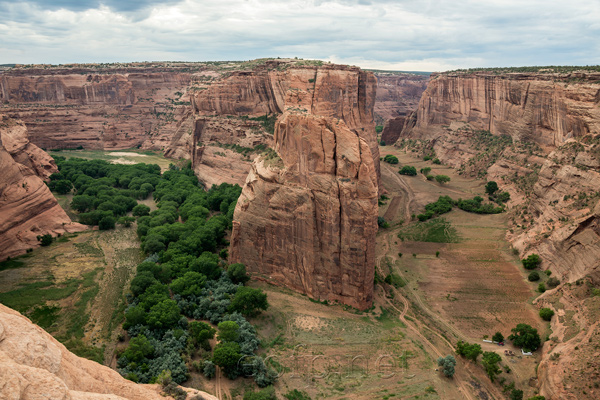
[0, 303, 216, 400]
[398, 69, 600, 400]
[374, 73, 429, 125]
[403, 72, 600, 150]
[227, 61, 380, 309]
[0, 115, 85, 260]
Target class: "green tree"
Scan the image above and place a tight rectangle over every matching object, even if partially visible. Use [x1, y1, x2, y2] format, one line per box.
[284, 389, 312, 400]
[170, 271, 207, 297]
[99, 215, 116, 230]
[456, 341, 482, 361]
[508, 323, 541, 352]
[538, 283, 546, 293]
[53, 179, 73, 194]
[510, 389, 524, 400]
[37, 234, 53, 246]
[244, 386, 277, 400]
[399, 166, 417, 176]
[118, 216, 135, 227]
[526, 396, 545, 400]
[485, 181, 499, 195]
[528, 271, 540, 281]
[212, 341, 241, 372]
[492, 332, 504, 343]
[522, 254, 541, 270]
[188, 321, 215, 348]
[383, 154, 399, 164]
[217, 321, 240, 342]
[229, 286, 269, 317]
[132, 204, 151, 217]
[420, 167, 432, 175]
[547, 277, 560, 288]
[435, 175, 451, 184]
[71, 195, 93, 212]
[122, 334, 154, 363]
[146, 299, 181, 329]
[481, 351, 502, 382]
[437, 355, 456, 377]
[228, 263, 250, 284]
[539, 308, 554, 321]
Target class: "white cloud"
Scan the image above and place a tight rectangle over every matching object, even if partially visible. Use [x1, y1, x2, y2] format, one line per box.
[0, 0, 598, 70]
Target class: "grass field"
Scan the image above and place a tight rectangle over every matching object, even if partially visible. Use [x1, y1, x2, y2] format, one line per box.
[0, 227, 143, 364]
[49, 149, 175, 171]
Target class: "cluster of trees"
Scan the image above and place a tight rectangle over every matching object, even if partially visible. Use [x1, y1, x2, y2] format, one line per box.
[416, 195, 505, 222]
[114, 166, 274, 387]
[485, 181, 510, 204]
[382, 154, 399, 164]
[49, 157, 162, 229]
[399, 165, 417, 176]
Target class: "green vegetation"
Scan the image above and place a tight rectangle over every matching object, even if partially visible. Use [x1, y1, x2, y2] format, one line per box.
[248, 114, 278, 135]
[383, 154, 399, 164]
[377, 216, 390, 229]
[522, 254, 541, 270]
[510, 389, 524, 400]
[447, 65, 600, 74]
[375, 125, 383, 133]
[539, 308, 555, 321]
[492, 332, 504, 343]
[420, 167, 431, 175]
[398, 218, 459, 243]
[485, 181, 499, 195]
[284, 389, 312, 400]
[456, 340, 483, 361]
[481, 351, 502, 382]
[0, 257, 26, 272]
[37, 233, 54, 246]
[509, 323, 541, 352]
[437, 355, 456, 377]
[384, 273, 406, 288]
[416, 195, 503, 222]
[434, 174, 451, 184]
[538, 283, 546, 293]
[528, 271, 540, 281]
[244, 386, 277, 400]
[547, 277, 560, 288]
[399, 165, 417, 176]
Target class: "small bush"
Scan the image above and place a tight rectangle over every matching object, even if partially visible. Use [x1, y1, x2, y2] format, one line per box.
[538, 283, 546, 293]
[547, 277, 560, 288]
[522, 254, 541, 270]
[383, 154, 399, 164]
[399, 166, 417, 176]
[539, 308, 554, 321]
[528, 271, 540, 281]
[37, 234, 53, 246]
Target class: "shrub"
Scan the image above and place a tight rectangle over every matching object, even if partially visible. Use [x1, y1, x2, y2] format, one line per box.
[528, 271, 540, 281]
[522, 254, 541, 270]
[539, 308, 554, 321]
[547, 277, 560, 288]
[432, 158, 441, 164]
[481, 351, 502, 382]
[510, 389, 524, 400]
[437, 355, 456, 377]
[37, 234, 53, 246]
[456, 341, 482, 361]
[227, 263, 250, 284]
[383, 154, 399, 164]
[538, 283, 546, 293]
[426, 174, 435, 181]
[132, 204, 151, 217]
[420, 167, 432, 175]
[492, 332, 504, 343]
[485, 181, 499, 195]
[508, 323, 541, 352]
[99, 215, 116, 230]
[435, 175, 451, 184]
[399, 166, 417, 176]
[377, 216, 390, 228]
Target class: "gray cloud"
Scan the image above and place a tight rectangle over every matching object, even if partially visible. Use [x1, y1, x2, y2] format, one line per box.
[0, 0, 598, 71]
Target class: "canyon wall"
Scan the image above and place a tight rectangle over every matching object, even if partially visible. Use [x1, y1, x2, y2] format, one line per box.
[0, 65, 198, 151]
[0, 303, 216, 400]
[403, 72, 600, 150]
[398, 70, 600, 400]
[0, 115, 85, 260]
[374, 73, 429, 125]
[227, 62, 379, 309]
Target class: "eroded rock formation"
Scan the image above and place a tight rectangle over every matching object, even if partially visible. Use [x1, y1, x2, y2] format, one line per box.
[374, 73, 429, 125]
[403, 72, 600, 150]
[0, 115, 86, 260]
[227, 61, 380, 310]
[0, 303, 216, 400]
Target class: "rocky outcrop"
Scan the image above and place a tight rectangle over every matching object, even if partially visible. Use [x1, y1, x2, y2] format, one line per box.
[374, 73, 429, 124]
[403, 72, 600, 150]
[189, 60, 381, 190]
[0, 115, 85, 260]
[0, 65, 197, 151]
[229, 112, 378, 309]
[380, 116, 407, 145]
[0, 303, 216, 400]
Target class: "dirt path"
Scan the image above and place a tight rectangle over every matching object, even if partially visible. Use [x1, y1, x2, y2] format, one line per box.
[381, 163, 415, 221]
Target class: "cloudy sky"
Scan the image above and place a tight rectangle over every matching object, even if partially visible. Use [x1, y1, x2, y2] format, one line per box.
[1, 0, 598, 71]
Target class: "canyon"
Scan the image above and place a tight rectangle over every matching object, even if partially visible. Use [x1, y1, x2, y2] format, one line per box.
[397, 69, 600, 400]
[0, 115, 85, 260]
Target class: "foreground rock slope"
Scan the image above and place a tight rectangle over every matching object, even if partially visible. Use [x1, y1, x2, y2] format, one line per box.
[0, 303, 216, 400]
[0, 115, 85, 260]
[228, 62, 380, 309]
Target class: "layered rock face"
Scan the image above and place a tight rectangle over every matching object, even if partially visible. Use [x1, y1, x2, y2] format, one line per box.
[0, 65, 197, 151]
[227, 62, 380, 309]
[403, 72, 600, 149]
[0, 303, 216, 400]
[229, 113, 378, 309]
[374, 73, 429, 124]
[0, 115, 85, 260]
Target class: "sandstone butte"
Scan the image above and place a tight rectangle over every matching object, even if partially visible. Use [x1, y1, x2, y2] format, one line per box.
[399, 70, 600, 400]
[196, 61, 381, 310]
[0, 303, 216, 400]
[0, 115, 86, 260]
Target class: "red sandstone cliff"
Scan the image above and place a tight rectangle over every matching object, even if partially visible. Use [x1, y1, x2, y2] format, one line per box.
[0, 115, 85, 260]
[398, 70, 600, 399]
[402, 72, 600, 150]
[226, 61, 380, 309]
[0, 65, 197, 151]
[0, 303, 216, 400]
[374, 73, 428, 125]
